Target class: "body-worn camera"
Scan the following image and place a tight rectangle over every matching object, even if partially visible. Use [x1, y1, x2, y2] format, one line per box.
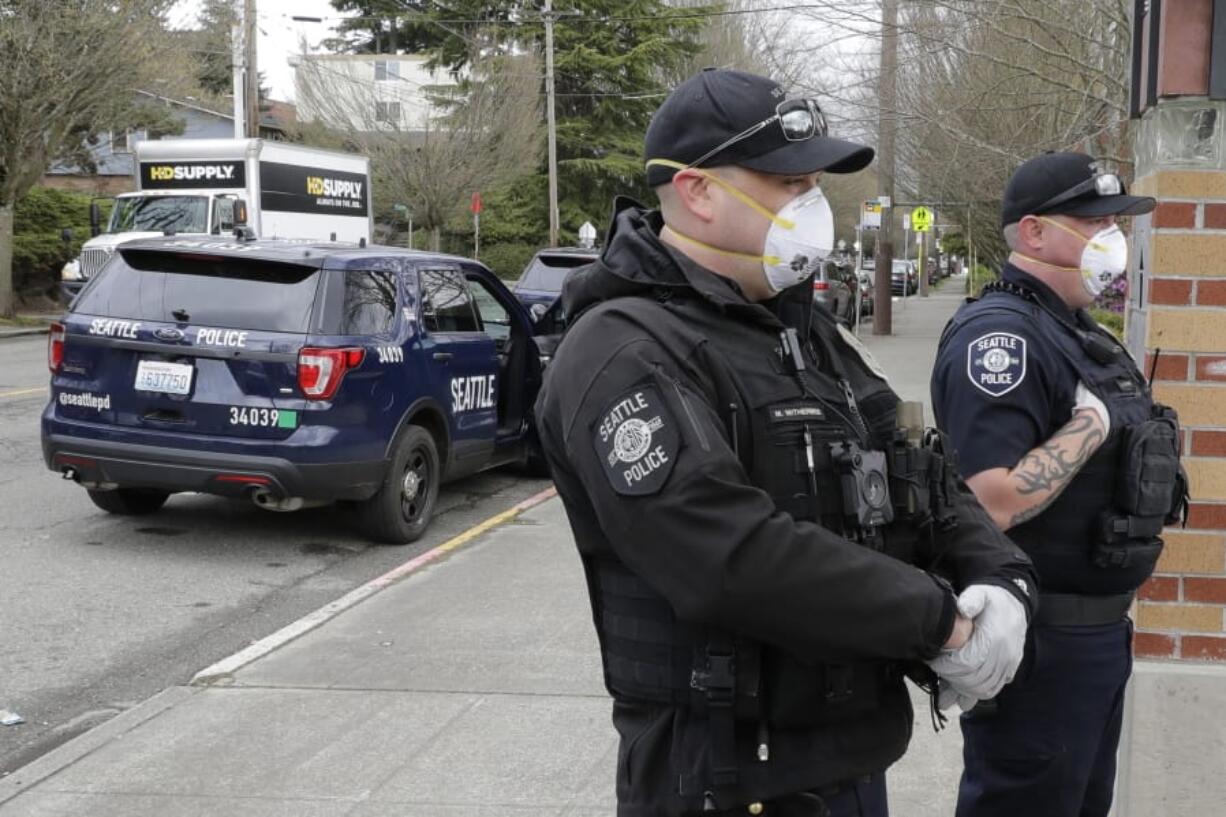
[829, 442, 894, 531]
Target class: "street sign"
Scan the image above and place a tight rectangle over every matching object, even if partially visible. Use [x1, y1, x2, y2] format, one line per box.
[577, 221, 597, 249]
[861, 200, 883, 230]
[911, 206, 933, 232]
[470, 192, 483, 214]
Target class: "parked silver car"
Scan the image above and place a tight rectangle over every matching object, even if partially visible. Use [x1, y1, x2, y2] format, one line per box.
[814, 260, 858, 326]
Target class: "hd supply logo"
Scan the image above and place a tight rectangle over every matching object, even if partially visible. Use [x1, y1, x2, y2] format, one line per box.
[140, 161, 246, 190]
[305, 175, 365, 208]
[260, 161, 370, 216]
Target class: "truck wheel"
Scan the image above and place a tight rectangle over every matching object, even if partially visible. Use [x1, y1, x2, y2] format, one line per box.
[87, 487, 170, 515]
[356, 425, 440, 544]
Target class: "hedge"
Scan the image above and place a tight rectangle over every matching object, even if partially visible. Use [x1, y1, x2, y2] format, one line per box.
[11, 186, 102, 299]
[477, 242, 540, 281]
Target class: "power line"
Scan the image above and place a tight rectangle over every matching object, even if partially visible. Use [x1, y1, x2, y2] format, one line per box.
[262, 3, 833, 28]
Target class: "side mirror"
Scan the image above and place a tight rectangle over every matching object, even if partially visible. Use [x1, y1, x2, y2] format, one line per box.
[89, 202, 101, 237]
[60, 228, 73, 244]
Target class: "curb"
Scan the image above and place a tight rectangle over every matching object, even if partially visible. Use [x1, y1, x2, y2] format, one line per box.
[191, 485, 559, 686]
[0, 687, 197, 805]
[0, 487, 559, 804]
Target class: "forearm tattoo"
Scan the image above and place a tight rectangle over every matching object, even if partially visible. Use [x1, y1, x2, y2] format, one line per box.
[1007, 411, 1105, 528]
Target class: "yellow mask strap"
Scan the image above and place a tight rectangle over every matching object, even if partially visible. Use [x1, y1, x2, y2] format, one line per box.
[646, 158, 796, 231]
[663, 225, 783, 267]
[1011, 251, 1079, 273]
[1037, 216, 1109, 254]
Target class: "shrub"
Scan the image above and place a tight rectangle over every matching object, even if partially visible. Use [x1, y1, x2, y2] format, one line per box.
[11, 187, 101, 298]
[1087, 308, 1123, 340]
[478, 242, 541, 281]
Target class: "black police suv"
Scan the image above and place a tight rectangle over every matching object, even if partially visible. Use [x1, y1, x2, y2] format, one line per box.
[42, 237, 555, 543]
[511, 247, 599, 314]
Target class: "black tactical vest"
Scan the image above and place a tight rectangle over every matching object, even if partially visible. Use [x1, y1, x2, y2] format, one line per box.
[583, 293, 955, 733]
[940, 283, 1187, 595]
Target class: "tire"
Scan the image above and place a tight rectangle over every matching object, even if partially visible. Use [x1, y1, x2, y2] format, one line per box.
[355, 425, 440, 544]
[87, 487, 170, 515]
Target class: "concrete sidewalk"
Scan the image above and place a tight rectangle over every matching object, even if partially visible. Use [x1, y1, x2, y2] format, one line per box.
[0, 280, 985, 816]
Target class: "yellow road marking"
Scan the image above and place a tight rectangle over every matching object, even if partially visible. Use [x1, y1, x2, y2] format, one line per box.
[0, 386, 47, 398]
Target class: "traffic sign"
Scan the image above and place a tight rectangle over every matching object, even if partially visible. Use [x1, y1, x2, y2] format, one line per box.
[911, 206, 933, 232]
[861, 200, 883, 230]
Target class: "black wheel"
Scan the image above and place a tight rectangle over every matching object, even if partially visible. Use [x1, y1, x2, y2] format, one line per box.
[87, 487, 170, 515]
[355, 425, 440, 544]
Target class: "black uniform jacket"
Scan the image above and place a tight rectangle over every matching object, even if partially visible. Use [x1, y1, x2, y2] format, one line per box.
[534, 200, 1036, 811]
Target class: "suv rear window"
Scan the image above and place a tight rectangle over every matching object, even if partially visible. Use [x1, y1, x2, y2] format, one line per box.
[73, 249, 321, 333]
[517, 253, 594, 291]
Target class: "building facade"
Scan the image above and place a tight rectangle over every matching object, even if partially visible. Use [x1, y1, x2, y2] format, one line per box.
[294, 53, 454, 134]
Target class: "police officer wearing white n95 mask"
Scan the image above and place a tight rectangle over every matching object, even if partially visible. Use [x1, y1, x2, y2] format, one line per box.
[534, 68, 1036, 817]
[932, 152, 1191, 817]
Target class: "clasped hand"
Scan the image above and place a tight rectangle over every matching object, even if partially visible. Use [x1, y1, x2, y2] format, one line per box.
[926, 584, 1028, 711]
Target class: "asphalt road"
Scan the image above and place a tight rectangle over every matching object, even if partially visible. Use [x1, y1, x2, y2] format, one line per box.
[0, 335, 551, 776]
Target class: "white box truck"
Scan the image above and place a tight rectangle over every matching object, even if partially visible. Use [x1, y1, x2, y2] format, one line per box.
[62, 138, 372, 299]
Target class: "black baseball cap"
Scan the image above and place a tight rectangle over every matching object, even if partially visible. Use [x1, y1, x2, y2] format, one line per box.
[1000, 152, 1155, 227]
[644, 68, 874, 187]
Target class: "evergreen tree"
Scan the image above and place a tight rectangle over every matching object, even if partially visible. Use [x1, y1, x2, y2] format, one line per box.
[329, 0, 712, 240]
[191, 0, 272, 108]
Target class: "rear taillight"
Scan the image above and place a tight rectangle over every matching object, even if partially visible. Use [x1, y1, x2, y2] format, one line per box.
[297, 347, 365, 400]
[48, 322, 65, 372]
[813, 281, 829, 291]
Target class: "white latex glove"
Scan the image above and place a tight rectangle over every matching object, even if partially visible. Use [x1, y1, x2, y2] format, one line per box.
[937, 683, 979, 713]
[925, 584, 1028, 702]
[1074, 381, 1110, 436]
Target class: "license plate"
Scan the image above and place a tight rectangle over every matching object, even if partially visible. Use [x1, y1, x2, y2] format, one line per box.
[134, 360, 193, 395]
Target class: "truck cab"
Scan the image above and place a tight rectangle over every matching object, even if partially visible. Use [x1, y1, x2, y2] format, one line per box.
[62, 191, 247, 300]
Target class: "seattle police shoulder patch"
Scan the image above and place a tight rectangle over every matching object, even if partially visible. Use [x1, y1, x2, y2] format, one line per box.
[593, 384, 679, 496]
[967, 332, 1027, 397]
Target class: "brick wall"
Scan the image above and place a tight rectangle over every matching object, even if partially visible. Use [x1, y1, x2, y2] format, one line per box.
[1131, 169, 1226, 662]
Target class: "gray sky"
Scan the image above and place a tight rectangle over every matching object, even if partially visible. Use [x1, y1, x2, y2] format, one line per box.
[169, 0, 351, 102]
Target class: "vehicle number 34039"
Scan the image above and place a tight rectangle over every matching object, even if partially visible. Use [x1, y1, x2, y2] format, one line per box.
[229, 407, 281, 427]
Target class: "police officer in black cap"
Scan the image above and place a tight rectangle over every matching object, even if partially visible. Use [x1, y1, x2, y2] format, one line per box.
[535, 68, 1038, 817]
[931, 152, 1190, 817]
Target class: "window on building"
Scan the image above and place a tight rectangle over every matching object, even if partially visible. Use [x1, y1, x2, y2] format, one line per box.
[374, 60, 400, 81]
[108, 128, 143, 154]
[375, 101, 402, 124]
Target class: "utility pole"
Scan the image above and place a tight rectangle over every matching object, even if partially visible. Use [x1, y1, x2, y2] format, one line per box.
[244, 0, 259, 138]
[543, 0, 560, 247]
[873, 0, 898, 335]
[231, 0, 245, 138]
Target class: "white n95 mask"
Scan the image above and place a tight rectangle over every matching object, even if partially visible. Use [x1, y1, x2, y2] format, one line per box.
[761, 186, 835, 292]
[645, 158, 836, 294]
[1036, 217, 1129, 299]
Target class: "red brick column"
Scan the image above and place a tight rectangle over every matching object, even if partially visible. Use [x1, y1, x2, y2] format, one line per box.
[1130, 172, 1226, 661]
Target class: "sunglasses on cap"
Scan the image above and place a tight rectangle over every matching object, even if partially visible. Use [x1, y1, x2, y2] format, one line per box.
[686, 97, 829, 170]
[1035, 171, 1125, 213]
